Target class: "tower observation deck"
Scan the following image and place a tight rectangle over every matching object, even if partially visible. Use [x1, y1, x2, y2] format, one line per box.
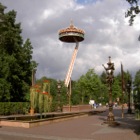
[59, 22, 84, 43]
[58, 22, 85, 89]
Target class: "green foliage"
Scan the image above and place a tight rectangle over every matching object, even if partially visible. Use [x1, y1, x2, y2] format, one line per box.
[112, 77, 122, 100]
[30, 79, 54, 113]
[133, 69, 140, 110]
[125, 0, 140, 25]
[38, 93, 44, 114]
[36, 77, 57, 111]
[36, 77, 57, 97]
[114, 70, 132, 104]
[133, 70, 140, 91]
[74, 69, 104, 104]
[0, 102, 30, 115]
[70, 68, 130, 106]
[28, 68, 136, 112]
[60, 82, 67, 105]
[0, 3, 37, 102]
[99, 72, 108, 104]
[35, 77, 68, 112]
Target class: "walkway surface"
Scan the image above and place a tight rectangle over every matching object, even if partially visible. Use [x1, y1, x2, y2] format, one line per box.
[0, 108, 140, 140]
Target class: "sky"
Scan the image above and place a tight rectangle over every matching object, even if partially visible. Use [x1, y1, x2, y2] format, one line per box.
[0, 0, 140, 81]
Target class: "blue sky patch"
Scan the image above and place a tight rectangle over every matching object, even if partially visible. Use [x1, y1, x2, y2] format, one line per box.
[75, 0, 98, 5]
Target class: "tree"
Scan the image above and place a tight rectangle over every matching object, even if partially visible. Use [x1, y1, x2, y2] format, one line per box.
[115, 70, 132, 104]
[133, 69, 140, 110]
[0, 3, 37, 102]
[125, 0, 140, 25]
[112, 77, 122, 102]
[133, 70, 140, 91]
[75, 69, 103, 104]
[76, 75, 87, 104]
[100, 72, 109, 104]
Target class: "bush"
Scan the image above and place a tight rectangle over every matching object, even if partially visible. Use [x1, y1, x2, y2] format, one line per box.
[0, 102, 30, 115]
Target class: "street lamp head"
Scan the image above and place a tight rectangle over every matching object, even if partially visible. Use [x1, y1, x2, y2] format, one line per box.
[58, 85, 61, 89]
[108, 69, 112, 74]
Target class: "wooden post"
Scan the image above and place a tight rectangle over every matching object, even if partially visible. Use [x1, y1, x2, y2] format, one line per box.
[121, 63, 125, 118]
[69, 78, 71, 112]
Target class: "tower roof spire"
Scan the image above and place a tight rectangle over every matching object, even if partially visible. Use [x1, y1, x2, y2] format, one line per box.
[70, 20, 74, 28]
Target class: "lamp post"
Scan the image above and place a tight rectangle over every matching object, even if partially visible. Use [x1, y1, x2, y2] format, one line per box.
[102, 56, 115, 124]
[127, 79, 132, 114]
[57, 80, 61, 112]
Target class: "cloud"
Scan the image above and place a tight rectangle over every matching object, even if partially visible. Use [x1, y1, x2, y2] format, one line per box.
[1, 0, 140, 81]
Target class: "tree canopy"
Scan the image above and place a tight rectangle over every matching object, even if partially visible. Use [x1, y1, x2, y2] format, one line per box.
[125, 0, 140, 25]
[0, 3, 37, 102]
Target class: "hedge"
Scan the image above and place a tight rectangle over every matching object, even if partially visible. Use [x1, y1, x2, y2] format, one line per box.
[0, 102, 30, 115]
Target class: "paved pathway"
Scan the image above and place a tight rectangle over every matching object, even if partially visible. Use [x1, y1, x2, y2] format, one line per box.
[0, 108, 140, 140]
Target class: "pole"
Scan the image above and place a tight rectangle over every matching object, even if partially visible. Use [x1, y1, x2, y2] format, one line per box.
[65, 42, 79, 87]
[57, 80, 61, 112]
[69, 77, 71, 112]
[127, 79, 132, 114]
[121, 63, 125, 118]
[103, 56, 116, 124]
[32, 69, 36, 86]
[64, 41, 79, 112]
